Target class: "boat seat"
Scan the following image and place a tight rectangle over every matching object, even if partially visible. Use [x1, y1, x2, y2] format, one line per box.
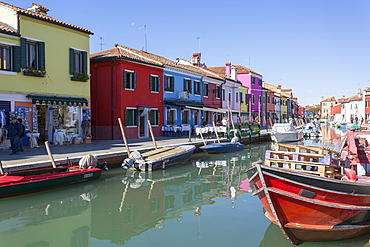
[141, 147, 174, 157]
[146, 148, 185, 161]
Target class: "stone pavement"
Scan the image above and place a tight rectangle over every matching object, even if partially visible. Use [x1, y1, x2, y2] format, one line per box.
[0, 130, 269, 172]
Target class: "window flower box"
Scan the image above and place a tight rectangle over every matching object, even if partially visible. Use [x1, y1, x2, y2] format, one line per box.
[71, 73, 89, 82]
[22, 68, 46, 77]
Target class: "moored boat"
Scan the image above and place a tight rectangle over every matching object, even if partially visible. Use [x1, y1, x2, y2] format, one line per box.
[122, 145, 196, 171]
[0, 165, 102, 199]
[199, 142, 244, 153]
[268, 122, 303, 143]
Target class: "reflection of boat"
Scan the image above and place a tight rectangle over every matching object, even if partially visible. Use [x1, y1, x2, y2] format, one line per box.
[268, 122, 303, 143]
[0, 165, 102, 199]
[199, 139, 244, 154]
[122, 145, 196, 171]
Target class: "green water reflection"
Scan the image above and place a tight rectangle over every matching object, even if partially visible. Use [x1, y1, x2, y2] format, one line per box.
[1, 130, 369, 247]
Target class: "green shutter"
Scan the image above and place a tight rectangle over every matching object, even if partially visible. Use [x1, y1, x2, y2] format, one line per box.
[150, 75, 153, 91]
[20, 38, 26, 69]
[38, 41, 45, 71]
[82, 51, 87, 75]
[12, 46, 21, 72]
[124, 109, 129, 126]
[133, 72, 136, 89]
[157, 77, 160, 92]
[123, 71, 127, 88]
[134, 109, 138, 125]
[157, 109, 160, 125]
[69, 48, 74, 74]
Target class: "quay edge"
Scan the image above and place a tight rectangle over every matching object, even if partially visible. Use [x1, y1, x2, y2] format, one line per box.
[1, 132, 271, 173]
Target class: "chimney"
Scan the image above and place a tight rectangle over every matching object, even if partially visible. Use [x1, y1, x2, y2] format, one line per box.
[225, 62, 231, 76]
[231, 65, 237, 80]
[191, 53, 201, 66]
[277, 85, 282, 94]
[28, 3, 49, 15]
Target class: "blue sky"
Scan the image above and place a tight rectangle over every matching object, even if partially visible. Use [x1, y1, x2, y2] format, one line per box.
[5, 0, 370, 106]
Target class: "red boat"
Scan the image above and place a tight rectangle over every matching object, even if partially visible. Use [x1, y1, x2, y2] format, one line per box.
[0, 166, 102, 198]
[247, 130, 370, 245]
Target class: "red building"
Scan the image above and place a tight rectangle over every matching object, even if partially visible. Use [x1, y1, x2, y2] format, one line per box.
[364, 88, 370, 124]
[90, 44, 164, 140]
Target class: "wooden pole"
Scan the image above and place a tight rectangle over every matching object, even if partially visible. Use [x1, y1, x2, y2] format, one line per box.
[147, 120, 158, 150]
[118, 118, 130, 154]
[45, 141, 57, 168]
[212, 121, 221, 143]
[0, 161, 4, 174]
[199, 129, 207, 146]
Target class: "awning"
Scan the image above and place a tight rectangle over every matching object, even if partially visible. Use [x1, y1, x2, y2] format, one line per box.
[186, 105, 227, 113]
[26, 94, 88, 106]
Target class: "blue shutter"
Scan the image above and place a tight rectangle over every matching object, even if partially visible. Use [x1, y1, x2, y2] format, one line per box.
[12, 46, 21, 72]
[69, 48, 74, 74]
[38, 41, 45, 71]
[20, 38, 26, 69]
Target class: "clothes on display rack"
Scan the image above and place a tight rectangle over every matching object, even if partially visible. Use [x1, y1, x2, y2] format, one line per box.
[0, 110, 6, 128]
[26, 132, 40, 148]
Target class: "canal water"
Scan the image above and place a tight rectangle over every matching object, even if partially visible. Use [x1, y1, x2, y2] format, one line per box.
[1, 126, 370, 247]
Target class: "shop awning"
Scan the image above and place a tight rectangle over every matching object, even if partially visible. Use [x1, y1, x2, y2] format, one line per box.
[186, 105, 227, 113]
[26, 94, 88, 106]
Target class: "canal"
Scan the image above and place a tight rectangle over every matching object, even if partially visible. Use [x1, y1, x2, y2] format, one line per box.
[1, 126, 370, 247]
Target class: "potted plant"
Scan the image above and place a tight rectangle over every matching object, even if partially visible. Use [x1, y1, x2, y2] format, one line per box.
[22, 67, 46, 77]
[71, 73, 89, 82]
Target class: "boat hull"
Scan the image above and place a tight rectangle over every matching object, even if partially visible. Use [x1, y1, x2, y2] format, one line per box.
[270, 132, 303, 142]
[150, 146, 195, 170]
[199, 142, 244, 153]
[247, 164, 370, 245]
[0, 167, 102, 199]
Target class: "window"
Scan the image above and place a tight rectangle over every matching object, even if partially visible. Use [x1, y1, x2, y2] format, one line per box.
[245, 94, 248, 104]
[222, 89, 225, 100]
[181, 110, 190, 124]
[184, 79, 192, 93]
[259, 95, 261, 104]
[69, 48, 87, 81]
[0, 45, 11, 71]
[20, 38, 45, 75]
[215, 86, 221, 99]
[203, 83, 209, 97]
[366, 100, 369, 108]
[124, 70, 136, 90]
[252, 77, 255, 84]
[267, 96, 270, 104]
[252, 94, 255, 104]
[236, 92, 238, 102]
[149, 109, 160, 125]
[239, 92, 243, 103]
[259, 78, 262, 86]
[124, 108, 138, 126]
[166, 109, 176, 125]
[165, 75, 174, 92]
[194, 81, 201, 95]
[150, 75, 160, 92]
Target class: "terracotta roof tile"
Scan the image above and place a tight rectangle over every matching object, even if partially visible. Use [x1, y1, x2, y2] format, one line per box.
[0, 24, 19, 36]
[208, 64, 262, 77]
[0, 1, 93, 34]
[322, 96, 336, 102]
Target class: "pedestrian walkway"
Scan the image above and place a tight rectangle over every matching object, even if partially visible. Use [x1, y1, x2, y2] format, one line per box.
[0, 130, 269, 172]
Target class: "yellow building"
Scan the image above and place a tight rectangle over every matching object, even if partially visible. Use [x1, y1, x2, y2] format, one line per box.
[0, 2, 93, 145]
[238, 85, 249, 123]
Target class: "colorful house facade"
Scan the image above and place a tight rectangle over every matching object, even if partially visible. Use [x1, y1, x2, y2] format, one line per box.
[0, 2, 92, 146]
[90, 44, 164, 140]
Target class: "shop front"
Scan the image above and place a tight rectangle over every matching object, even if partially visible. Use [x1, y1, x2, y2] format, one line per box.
[25, 94, 90, 145]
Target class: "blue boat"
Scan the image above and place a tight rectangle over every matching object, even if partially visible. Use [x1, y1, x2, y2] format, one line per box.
[199, 140, 244, 154]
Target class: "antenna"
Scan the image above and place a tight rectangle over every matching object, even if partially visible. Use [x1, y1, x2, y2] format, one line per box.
[99, 37, 105, 52]
[196, 37, 201, 53]
[139, 25, 147, 52]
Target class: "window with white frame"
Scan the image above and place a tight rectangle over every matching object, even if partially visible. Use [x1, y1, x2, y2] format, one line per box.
[203, 83, 209, 97]
[215, 86, 221, 99]
[149, 109, 160, 125]
[0, 44, 12, 71]
[165, 75, 174, 92]
[124, 70, 136, 90]
[194, 81, 201, 95]
[184, 79, 192, 93]
[150, 75, 160, 92]
[124, 108, 138, 126]
[166, 109, 176, 125]
[181, 110, 190, 124]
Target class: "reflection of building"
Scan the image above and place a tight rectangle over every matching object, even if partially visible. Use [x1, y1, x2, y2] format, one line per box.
[0, 2, 92, 145]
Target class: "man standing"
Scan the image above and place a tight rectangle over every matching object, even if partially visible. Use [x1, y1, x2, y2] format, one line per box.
[8, 117, 21, 155]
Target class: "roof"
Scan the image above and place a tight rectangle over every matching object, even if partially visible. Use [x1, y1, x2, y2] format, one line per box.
[263, 82, 279, 92]
[0, 2, 93, 34]
[321, 96, 336, 102]
[0, 24, 20, 36]
[208, 64, 262, 77]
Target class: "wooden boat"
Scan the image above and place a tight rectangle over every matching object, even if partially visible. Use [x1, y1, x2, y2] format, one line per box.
[269, 122, 303, 142]
[247, 131, 370, 245]
[199, 140, 244, 154]
[122, 145, 196, 171]
[0, 165, 102, 199]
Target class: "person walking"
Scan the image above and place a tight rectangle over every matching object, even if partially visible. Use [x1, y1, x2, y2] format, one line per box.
[8, 117, 22, 155]
[17, 118, 25, 152]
